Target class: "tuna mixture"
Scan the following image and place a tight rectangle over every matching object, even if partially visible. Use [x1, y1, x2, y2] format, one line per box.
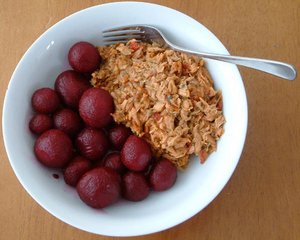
[91, 40, 225, 169]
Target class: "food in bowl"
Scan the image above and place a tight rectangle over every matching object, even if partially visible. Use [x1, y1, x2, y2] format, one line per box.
[92, 40, 225, 168]
[28, 40, 185, 209]
[28, 39, 226, 209]
[27, 37, 226, 209]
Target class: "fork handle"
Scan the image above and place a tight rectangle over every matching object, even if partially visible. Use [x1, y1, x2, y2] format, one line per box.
[172, 46, 297, 80]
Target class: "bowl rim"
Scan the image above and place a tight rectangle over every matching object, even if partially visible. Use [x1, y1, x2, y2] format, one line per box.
[2, 1, 248, 237]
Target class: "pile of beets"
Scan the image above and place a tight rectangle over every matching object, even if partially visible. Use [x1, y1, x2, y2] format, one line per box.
[29, 41, 177, 208]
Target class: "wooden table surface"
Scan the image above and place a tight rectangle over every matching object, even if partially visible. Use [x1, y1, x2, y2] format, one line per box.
[0, 0, 299, 239]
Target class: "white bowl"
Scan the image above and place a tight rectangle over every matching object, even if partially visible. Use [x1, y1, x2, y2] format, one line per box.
[2, 2, 247, 237]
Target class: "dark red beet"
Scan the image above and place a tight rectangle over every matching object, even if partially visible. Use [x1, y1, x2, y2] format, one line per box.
[79, 88, 114, 128]
[102, 152, 125, 174]
[34, 129, 73, 168]
[29, 114, 53, 135]
[55, 70, 90, 108]
[121, 135, 152, 171]
[149, 159, 177, 191]
[76, 128, 109, 161]
[108, 125, 132, 150]
[122, 172, 150, 201]
[63, 156, 92, 187]
[68, 41, 101, 73]
[77, 167, 121, 208]
[31, 88, 60, 114]
[54, 108, 82, 136]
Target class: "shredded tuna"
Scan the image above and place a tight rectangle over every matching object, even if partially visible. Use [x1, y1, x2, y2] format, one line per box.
[91, 40, 225, 169]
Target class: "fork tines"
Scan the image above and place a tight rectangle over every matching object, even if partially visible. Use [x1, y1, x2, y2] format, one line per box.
[102, 26, 145, 45]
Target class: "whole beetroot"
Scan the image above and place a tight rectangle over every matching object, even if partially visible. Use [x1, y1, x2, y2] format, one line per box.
[63, 156, 92, 187]
[149, 159, 177, 191]
[122, 172, 150, 201]
[29, 114, 53, 135]
[68, 41, 101, 73]
[102, 152, 126, 174]
[76, 128, 109, 161]
[54, 108, 83, 137]
[121, 135, 152, 172]
[77, 167, 121, 208]
[79, 88, 114, 128]
[31, 88, 60, 114]
[108, 124, 132, 150]
[55, 70, 90, 108]
[34, 129, 73, 168]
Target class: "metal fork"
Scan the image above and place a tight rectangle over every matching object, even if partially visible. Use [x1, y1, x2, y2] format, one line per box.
[102, 25, 297, 80]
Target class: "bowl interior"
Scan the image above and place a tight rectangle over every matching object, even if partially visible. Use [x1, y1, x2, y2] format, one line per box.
[2, 2, 247, 237]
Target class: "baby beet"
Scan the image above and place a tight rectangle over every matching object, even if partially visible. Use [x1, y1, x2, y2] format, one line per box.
[68, 41, 101, 73]
[149, 159, 177, 191]
[54, 108, 83, 137]
[121, 135, 152, 171]
[122, 172, 150, 201]
[29, 114, 53, 135]
[79, 88, 114, 128]
[77, 167, 121, 208]
[76, 128, 109, 161]
[63, 156, 92, 187]
[55, 70, 90, 108]
[31, 88, 60, 114]
[108, 124, 132, 150]
[102, 152, 126, 174]
[34, 129, 73, 168]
